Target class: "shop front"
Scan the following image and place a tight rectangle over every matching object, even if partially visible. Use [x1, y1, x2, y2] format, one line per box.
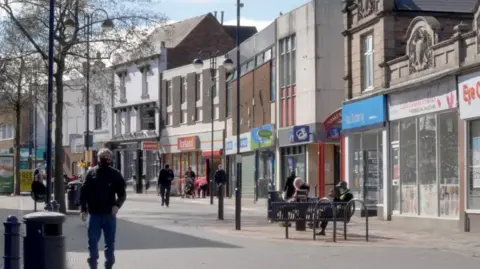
[251, 124, 275, 198]
[225, 132, 254, 198]
[159, 131, 224, 195]
[342, 95, 387, 218]
[388, 77, 459, 220]
[278, 125, 313, 190]
[457, 72, 480, 227]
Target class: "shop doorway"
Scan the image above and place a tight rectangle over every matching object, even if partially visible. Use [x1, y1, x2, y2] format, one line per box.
[334, 145, 341, 184]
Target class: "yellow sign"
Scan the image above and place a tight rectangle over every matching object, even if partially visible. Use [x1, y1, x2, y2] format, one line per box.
[19, 170, 33, 192]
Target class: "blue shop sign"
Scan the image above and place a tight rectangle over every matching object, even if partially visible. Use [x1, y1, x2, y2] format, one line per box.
[342, 95, 387, 131]
[290, 125, 311, 143]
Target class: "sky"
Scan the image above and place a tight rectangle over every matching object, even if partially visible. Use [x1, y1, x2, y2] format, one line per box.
[158, 0, 311, 30]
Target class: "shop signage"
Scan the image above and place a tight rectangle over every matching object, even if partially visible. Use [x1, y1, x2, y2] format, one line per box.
[327, 127, 341, 139]
[177, 136, 198, 151]
[290, 125, 311, 143]
[388, 78, 457, 121]
[342, 95, 386, 131]
[225, 133, 251, 155]
[0, 155, 14, 193]
[141, 141, 159, 151]
[251, 124, 274, 149]
[458, 71, 480, 119]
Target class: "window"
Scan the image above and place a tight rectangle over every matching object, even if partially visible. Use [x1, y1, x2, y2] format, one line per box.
[256, 53, 264, 67]
[118, 72, 127, 103]
[180, 110, 186, 124]
[279, 35, 296, 127]
[166, 81, 172, 106]
[141, 65, 149, 98]
[195, 74, 201, 101]
[180, 77, 186, 104]
[270, 60, 275, 101]
[0, 124, 13, 140]
[124, 110, 131, 133]
[140, 107, 156, 130]
[195, 107, 201, 122]
[264, 48, 272, 62]
[94, 104, 102, 130]
[362, 35, 374, 91]
[166, 112, 172, 126]
[226, 79, 232, 117]
[391, 111, 459, 218]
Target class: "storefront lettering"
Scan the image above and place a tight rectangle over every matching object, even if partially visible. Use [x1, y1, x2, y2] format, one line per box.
[240, 137, 249, 148]
[344, 113, 365, 125]
[462, 80, 480, 105]
[177, 137, 197, 150]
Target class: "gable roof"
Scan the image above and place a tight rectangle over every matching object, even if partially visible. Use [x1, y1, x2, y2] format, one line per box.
[394, 0, 477, 13]
[147, 13, 210, 50]
[222, 25, 258, 44]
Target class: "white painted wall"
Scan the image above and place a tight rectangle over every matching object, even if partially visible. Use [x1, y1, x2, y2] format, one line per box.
[112, 49, 167, 136]
[275, 0, 344, 126]
[61, 71, 114, 147]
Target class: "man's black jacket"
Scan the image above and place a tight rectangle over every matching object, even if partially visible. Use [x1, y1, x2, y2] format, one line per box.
[214, 169, 226, 185]
[158, 168, 174, 186]
[79, 166, 126, 214]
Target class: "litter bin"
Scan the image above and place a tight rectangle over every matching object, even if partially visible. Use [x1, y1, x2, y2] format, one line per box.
[23, 212, 66, 269]
[67, 180, 82, 210]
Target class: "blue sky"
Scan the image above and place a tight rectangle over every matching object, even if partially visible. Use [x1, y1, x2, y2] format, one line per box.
[159, 0, 310, 30]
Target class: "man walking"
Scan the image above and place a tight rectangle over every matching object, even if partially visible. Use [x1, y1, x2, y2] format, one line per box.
[158, 164, 174, 207]
[79, 148, 126, 269]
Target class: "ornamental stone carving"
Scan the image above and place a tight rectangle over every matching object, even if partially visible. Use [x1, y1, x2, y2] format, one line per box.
[408, 27, 433, 73]
[357, 0, 379, 19]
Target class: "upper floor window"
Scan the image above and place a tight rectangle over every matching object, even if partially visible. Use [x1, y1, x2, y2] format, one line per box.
[270, 59, 275, 102]
[0, 124, 13, 140]
[180, 77, 186, 104]
[117, 71, 127, 103]
[362, 34, 374, 91]
[140, 65, 150, 99]
[140, 107, 156, 130]
[166, 80, 172, 106]
[195, 74, 201, 101]
[279, 35, 296, 88]
[94, 104, 102, 130]
[226, 76, 233, 117]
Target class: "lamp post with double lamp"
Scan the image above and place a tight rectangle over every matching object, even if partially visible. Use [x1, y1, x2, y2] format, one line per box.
[64, 10, 114, 169]
[192, 53, 233, 206]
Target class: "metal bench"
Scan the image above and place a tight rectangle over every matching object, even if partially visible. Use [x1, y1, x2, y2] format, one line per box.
[271, 198, 369, 242]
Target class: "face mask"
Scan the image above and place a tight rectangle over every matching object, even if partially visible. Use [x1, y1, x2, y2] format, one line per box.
[99, 158, 110, 167]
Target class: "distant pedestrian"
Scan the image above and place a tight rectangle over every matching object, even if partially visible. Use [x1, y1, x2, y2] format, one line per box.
[214, 164, 226, 197]
[158, 164, 174, 206]
[79, 148, 126, 269]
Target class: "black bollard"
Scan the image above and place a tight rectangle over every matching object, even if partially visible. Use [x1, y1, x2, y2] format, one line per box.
[218, 184, 224, 220]
[51, 200, 59, 212]
[4, 215, 21, 269]
[23, 211, 66, 269]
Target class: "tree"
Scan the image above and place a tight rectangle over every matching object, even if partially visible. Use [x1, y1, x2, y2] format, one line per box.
[0, 22, 43, 195]
[0, 0, 167, 212]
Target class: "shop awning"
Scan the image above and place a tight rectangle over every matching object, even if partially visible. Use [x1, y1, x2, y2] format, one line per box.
[318, 108, 342, 142]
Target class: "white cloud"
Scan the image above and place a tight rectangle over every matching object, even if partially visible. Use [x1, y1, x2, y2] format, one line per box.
[223, 17, 273, 31]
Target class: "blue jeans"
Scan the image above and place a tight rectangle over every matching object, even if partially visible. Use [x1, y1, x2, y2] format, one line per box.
[87, 214, 117, 268]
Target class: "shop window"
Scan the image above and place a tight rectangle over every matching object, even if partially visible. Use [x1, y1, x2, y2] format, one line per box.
[198, 155, 206, 177]
[468, 120, 480, 210]
[172, 154, 180, 177]
[399, 118, 417, 215]
[349, 134, 362, 199]
[390, 122, 400, 212]
[190, 153, 197, 176]
[418, 115, 437, 216]
[439, 112, 459, 217]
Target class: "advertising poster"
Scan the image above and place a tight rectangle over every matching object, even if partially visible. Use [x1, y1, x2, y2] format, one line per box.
[472, 137, 480, 187]
[19, 170, 33, 193]
[0, 155, 14, 193]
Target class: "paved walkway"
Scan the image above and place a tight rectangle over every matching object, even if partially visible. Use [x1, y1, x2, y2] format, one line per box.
[0, 194, 480, 268]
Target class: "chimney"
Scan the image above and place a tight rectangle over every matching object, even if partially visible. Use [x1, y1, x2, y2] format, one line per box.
[214, 11, 217, 19]
[221, 11, 224, 24]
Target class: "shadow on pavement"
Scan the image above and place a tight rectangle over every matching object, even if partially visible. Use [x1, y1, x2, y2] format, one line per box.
[0, 208, 239, 257]
[64, 215, 240, 252]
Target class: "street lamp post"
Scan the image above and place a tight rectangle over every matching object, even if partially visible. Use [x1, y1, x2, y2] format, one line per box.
[65, 10, 114, 169]
[192, 53, 233, 207]
[235, 0, 244, 231]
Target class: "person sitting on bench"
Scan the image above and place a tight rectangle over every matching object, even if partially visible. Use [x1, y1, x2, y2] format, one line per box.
[31, 168, 46, 201]
[316, 181, 353, 236]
